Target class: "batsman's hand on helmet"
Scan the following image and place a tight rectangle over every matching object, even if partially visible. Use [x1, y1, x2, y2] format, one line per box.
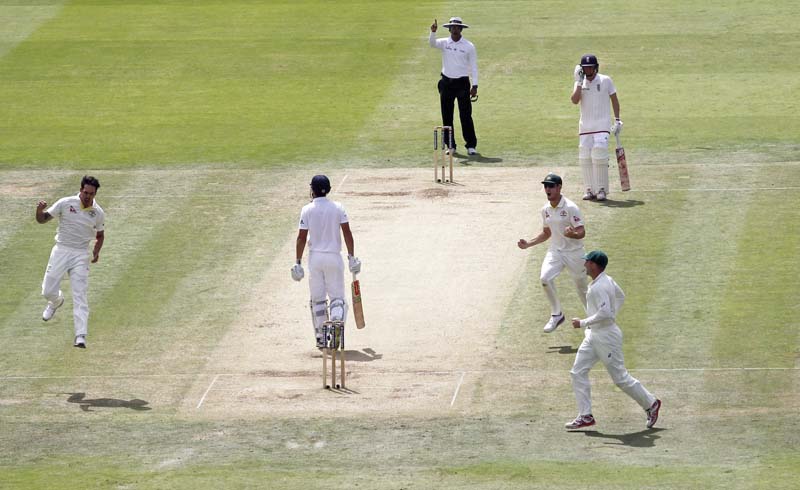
[573, 65, 584, 85]
[348, 255, 361, 274]
[291, 263, 304, 281]
[612, 119, 623, 135]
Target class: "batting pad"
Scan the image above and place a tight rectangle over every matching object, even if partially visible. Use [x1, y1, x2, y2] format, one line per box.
[579, 158, 594, 193]
[329, 297, 348, 324]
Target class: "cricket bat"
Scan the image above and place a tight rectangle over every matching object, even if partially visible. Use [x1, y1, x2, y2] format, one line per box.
[615, 133, 631, 191]
[351, 273, 365, 329]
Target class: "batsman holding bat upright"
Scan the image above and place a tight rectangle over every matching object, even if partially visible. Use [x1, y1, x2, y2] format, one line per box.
[292, 175, 361, 348]
[571, 54, 623, 201]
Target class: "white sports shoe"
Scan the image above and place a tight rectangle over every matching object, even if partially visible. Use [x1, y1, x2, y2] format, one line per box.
[596, 189, 607, 201]
[543, 313, 565, 333]
[42, 295, 65, 321]
[467, 147, 477, 155]
[582, 191, 596, 200]
[74, 335, 86, 349]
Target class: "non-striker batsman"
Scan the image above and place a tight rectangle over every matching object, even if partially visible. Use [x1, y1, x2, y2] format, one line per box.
[292, 175, 361, 348]
[571, 54, 623, 201]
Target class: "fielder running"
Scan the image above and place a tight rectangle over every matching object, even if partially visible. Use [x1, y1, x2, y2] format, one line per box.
[571, 54, 622, 201]
[565, 250, 661, 430]
[292, 175, 361, 348]
[517, 173, 588, 333]
[36, 175, 105, 349]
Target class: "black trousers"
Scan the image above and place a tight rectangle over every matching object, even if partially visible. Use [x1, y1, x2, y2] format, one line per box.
[438, 74, 477, 149]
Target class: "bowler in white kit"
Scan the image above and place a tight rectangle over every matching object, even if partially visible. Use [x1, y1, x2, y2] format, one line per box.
[517, 173, 588, 333]
[36, 175, 105, 349]
[292, 175, 361, 348]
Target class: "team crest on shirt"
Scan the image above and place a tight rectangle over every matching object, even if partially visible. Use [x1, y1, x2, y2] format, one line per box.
[560, 210, 567, 217]
[69, 206, 77, 214]
[88, 210, 96, 217]
[573, 216, 580, 223]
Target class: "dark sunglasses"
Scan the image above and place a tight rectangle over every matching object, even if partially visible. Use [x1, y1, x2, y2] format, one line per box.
[543, 183, 557, 188]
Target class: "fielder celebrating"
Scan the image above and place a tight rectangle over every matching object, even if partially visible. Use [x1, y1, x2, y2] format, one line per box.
[517, 173, 588, 333]
[36, 175, 105, 349]
[292, 175, 361, 348]
[565, 250, 661, 430]
[571, 54, 622, 201]
[429, 16, 479, 156]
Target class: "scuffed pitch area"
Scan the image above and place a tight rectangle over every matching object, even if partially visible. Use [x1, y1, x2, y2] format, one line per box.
[185, 167, 554, 417]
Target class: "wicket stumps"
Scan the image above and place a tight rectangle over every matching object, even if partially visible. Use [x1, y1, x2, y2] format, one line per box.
[433, 125, 454, 183]
[321, 321, 345, 390]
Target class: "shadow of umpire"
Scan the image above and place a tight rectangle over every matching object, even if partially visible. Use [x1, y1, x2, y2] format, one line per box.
[65, 392, 152, 412]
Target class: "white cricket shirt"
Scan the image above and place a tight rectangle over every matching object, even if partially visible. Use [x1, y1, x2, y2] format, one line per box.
[580, 272, 626, 329]
[429, 32, 479, 85]
[541, 196, 585, 253]
[46, 194, 105, 250]
[577, 73, 616, 134]
[298, 197, 349, 254]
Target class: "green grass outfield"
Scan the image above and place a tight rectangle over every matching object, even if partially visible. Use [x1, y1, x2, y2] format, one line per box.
[1, 1, 800, 489]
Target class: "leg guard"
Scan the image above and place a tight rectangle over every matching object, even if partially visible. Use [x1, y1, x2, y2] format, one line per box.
[329, 298, 348, 325]
[591, 146, 610, 195]
[310, 299, 328, 343]
[579, 143, 594, 195]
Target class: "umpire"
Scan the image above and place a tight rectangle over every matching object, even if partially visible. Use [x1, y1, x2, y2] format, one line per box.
[429, 16, 479, 155]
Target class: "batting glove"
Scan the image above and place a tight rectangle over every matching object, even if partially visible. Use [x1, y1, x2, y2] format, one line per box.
[612, 119, 623, 135]
[348, 255, 361, 274]
[573, 65, 584, 85]
[291, 263, 304, 281]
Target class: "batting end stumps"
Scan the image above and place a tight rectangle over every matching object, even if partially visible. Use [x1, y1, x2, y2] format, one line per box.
[433, 125, 454, 184]
[322, 321, 346, 390]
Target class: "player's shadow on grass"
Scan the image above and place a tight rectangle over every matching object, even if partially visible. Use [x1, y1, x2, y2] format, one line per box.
[344, 348, 382, 362]
[595, 198, 645, 208]
[65, 392, 152, 412]
[455, 152, 503, 164]
[580, 427, 665, 447]
[548, 345, 578, 354]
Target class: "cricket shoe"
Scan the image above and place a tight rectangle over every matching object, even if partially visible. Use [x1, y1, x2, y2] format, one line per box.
[596, 189, 607, 201]
[42, 295, 65, 322]
[73, 335, 86, 349]
[565, 414, 595, 430]
[582, 191, 596, 200]
[543, 313, 565, 333]
[646, 399, 661, 429]
[467, 147, 477, 155]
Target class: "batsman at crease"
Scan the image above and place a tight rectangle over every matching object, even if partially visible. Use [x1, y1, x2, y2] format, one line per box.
[292, 175, 361, 349]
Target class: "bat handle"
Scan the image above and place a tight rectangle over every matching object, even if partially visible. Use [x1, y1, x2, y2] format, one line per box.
[615, 132, 621, 147]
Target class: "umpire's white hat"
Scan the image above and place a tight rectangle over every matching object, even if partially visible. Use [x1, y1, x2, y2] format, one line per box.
[443, 17, 469, 28]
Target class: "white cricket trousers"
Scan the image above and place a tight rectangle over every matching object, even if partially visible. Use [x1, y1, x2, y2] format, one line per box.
[308, 252, 346, 331]
[570, 325, 656, 416]
[540, 249, 588, 315]
[41, 244, 91, 337]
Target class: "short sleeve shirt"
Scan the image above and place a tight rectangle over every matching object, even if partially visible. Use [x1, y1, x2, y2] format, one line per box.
[47, 194, 105, 250]
[541, 196, 584, 253]
[299, 197, 349, 254]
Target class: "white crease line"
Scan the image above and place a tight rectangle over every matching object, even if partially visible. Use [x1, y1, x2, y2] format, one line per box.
[335, 175, 348, 194]
[196, 374, 220, 409]
[635, 187, 800, 192]
[450, 371, 465, 408]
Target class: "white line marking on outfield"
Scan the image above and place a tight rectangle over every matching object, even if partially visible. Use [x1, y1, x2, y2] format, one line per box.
[1, 366, 798, 381]
[450, 371, 465, 408]
[335, 175, 348, 193]
[196, 374, 219, 409]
